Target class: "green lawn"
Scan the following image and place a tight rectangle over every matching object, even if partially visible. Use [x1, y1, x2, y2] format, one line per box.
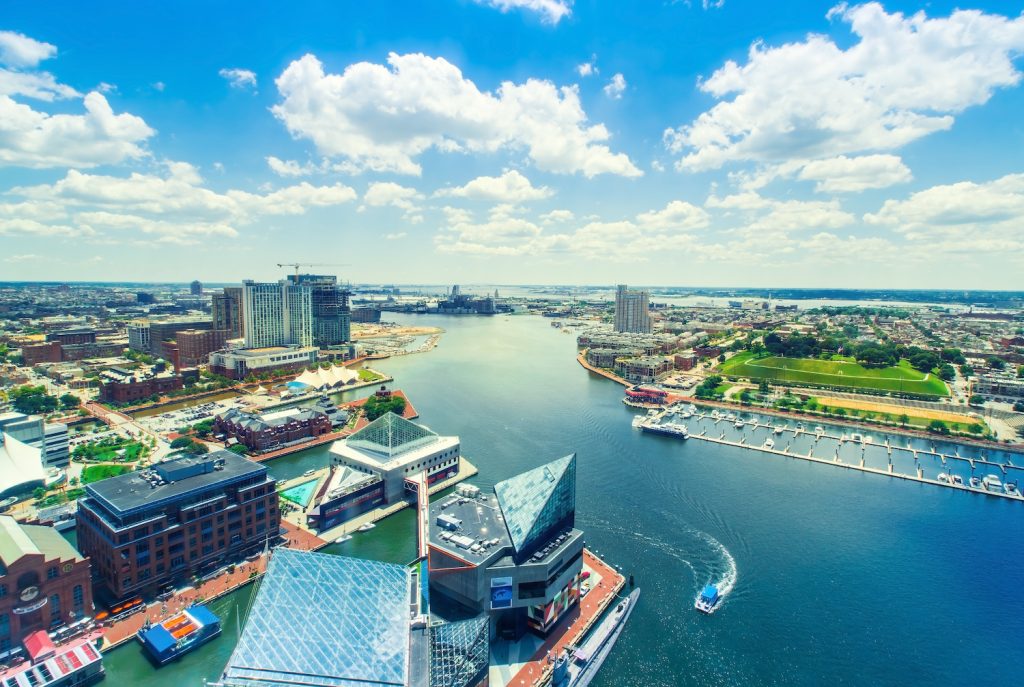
[719, 352, 949, 397]
[357, 368, 383, 382]
[82, 464, 132, 484]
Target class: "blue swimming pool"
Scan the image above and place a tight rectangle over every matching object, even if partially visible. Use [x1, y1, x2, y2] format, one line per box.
[279, 480, 318, 507]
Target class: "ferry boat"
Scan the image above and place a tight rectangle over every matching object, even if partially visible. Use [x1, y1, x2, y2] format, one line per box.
[356, 522, 376, 532]
[551, 588, 640, 687]
[982, 474, 1004, 492]
[138, 604, 221, 665]
[639, 421, 689, 439]
[694, 584, 721, 614]
[763, 439, 774, 450]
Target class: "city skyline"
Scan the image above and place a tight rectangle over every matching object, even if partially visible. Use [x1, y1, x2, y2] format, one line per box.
[2, 2, 1024, 288]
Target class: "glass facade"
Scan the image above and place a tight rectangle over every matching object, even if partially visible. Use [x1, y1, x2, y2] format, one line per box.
[494, 454, 576, 556]
[428, 617, 489, 687]
[346, 413, 439, 460]
[221, 549, 411, 687]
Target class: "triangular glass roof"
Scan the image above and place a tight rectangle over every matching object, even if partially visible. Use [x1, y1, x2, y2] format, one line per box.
[428, 617, 489, 687]
[345, 412, 438, 458]
[494, 454, 576, 555]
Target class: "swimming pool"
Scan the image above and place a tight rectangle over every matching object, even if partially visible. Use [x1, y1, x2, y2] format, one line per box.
[279, 480, 318, 507]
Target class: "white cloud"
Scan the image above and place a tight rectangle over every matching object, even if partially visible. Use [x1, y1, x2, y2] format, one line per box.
[272, 52, 640, 178]
[266, 156, 317, 177]
[702, 0, 724, 9]
[472, 0, 572, 24]
[219, 67, 257, 91]
[576, 58, 597, 77]
[5, 163, 356, 244]
[385, 232, 407, 240]
[540, 209, 574, 223]
[603, 73, 626, 99]
[706, 192, 854, 232]
[2, 253, 41, 263]
[0, 31, 56, 68]
[362, 181, 424, 223]
[636, 200, 709, 230]
[864, 173, 1024, 254]
[0, 91, 154, 168]
[665, 3, 1024, 171]
[152, 81, 165, 92]
[436, 170, 552, 202]
[797, 154, 911, 193]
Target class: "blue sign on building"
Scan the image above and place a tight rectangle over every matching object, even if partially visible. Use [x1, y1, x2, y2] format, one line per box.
[490, 577, 513, 609]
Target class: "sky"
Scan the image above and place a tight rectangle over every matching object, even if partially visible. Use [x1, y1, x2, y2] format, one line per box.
[1, 0, 1023, 289]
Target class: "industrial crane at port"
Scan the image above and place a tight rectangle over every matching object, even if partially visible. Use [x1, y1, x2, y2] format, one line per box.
[276, 262, 349, 279]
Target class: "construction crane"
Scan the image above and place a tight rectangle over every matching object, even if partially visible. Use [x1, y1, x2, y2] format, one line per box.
[276, 263, 349, 279]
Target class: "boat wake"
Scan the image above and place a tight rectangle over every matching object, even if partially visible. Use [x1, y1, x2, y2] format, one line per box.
[698, 531, 737, 606]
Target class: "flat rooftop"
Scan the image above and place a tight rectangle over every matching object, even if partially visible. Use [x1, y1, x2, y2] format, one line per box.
[428, 492, 511, 563]
[85, 451, 267, 515]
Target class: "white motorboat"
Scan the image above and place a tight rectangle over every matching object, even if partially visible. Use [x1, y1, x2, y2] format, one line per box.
[951, 475, 964, 486]
[764, 439, 774, 449]
[937, 472, 950, 483]
[334, 534, 352, 544]
[356, 522, 376, 532]
[982, 474, 1003, 492]
[773, 425, 785, 435]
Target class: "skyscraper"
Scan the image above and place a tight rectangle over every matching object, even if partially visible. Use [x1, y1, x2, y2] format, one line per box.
[212, 286, 244, 339]
[613, 284, 652, 333]
[242, 280, 313, 349]
[288, 274, 351, 346]
[190, 280, 203, 295]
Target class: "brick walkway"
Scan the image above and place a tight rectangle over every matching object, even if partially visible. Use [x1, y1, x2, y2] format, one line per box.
[100, 522, 325, 651]
[507, 550, 625, 687]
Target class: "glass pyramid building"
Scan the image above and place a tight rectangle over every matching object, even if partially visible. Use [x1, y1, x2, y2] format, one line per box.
[427, 617, 489, 687]
[494, 453, 576, 557]
[346, 412, 439, 460]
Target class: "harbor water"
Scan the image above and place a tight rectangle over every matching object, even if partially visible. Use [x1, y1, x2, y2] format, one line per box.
[105, 313, 1024, 686]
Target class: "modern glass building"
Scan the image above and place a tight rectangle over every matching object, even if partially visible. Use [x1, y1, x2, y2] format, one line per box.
[242, 280, 313, 349]
[289, 274, 351, 346]
[219, 549, 486, 687]
[613, 284, 653, 334]
[428, 454, 584, 639]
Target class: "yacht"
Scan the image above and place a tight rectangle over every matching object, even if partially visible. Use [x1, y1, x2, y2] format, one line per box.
[814, 426, 825, 436]
[640, 421, 689, 439]
[356, 522, 376, 532]
[764, 439, 774, 450]
[694, 584, 721, 614]
[734, 419, 744, 429]
[969, 476, 982, 489]
[773, 425, 785, 435]
[982, 474, 1004, 492]
[725, 413, 736, 421]
[711, 409, 720, 419]
[334, 534, 353, 544]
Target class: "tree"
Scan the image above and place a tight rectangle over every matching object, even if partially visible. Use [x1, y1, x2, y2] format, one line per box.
[363, 394, 407, 421]
[959, 363, 974, 377]
[738, 389, 753, 405]
[968, 423, 984, 435]
[988, 357, 1006, 370]
[33, 487, 46, 500]
[717, 353, 726, 363]
[968, 395, 985, 407]
[59, 393, 80, 410]
[186, 441, 209, 455]
[758, 379, 770, 395]
[928, 419, 950, 435]
[228, 443, 250, 455]
[10, 386, 58, 415]
[898, 413, 910, 427]
[170, 436, 194, 449]
[936, 363, 956, 381]
[1013, 401, 1024, 413]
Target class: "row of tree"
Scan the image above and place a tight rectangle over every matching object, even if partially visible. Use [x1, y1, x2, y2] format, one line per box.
[9, 385, 80, 415]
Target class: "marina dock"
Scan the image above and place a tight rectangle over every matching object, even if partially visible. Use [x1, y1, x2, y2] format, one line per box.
[638, 408, 1024, 502]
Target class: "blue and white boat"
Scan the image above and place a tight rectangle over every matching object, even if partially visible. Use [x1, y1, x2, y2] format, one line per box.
[138, 604, 221, 665]
[694, 584, 721, 614]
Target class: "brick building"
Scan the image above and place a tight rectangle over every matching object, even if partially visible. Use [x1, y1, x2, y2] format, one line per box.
[97, 367, 183, 404]
[0, 517, 93, 658]
[214, 407, 332, 452]
[694, 345, 723, 359]
[76, 452, 279, 601]
[162, 329, 228, 370]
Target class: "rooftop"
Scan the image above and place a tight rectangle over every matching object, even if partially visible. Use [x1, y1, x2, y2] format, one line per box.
[221, 549, 415, 687]
[494, 454, 576, 556]
[428, 492, 511, 563]
[84, 451, 267, 516]
[344, 413, 439, 460]
[0, 515, 84, 569]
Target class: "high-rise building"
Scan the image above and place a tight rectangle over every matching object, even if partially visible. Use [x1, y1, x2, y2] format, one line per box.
[613, 284, 652, 334]
[242, 280, 313, 349]
[127, 318, 213, 357]
[211, 287, 244, 339]
[190, 280, 203, 295]
[0, 413, 68, 469]
[288, 274, 351, 346]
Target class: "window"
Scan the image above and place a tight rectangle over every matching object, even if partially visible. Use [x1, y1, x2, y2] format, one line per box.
[73, 585, 84, 611]
[46, 567, 59, 580]
[170, 555, 185, 568]
[0, 585, 6, 599]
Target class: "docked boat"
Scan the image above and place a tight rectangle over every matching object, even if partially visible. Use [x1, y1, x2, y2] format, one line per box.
[303, 469, 316, 477]
[639, 421, 689, 439]
[694, 584, 721, 614]
[552, 588, 640, 687]
[937, 472, 950, 483]
[711, 409, 720, 419]
[982, 474, 1004, 492]
[725, 413, 736, 421]
[1005, 481, 1019, 496]
[138, 604, 221, 665]
[734, 420, 744, 429]
[356, 522, 376, 532]
[969, 476, 982, 489]
[850, 433, 864, 443]
[334, 534, 353, 544]
[814, 426, 825, 436]
[773, 425, 785, 435]
[631, 415, 644, 429]
[951, 475, 964, 486]
[764, 439, 774, 450]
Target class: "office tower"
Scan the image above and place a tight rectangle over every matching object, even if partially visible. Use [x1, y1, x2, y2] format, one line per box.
[190, 280, 203, 295]
[613, 284, 652, 334]
[288, 274, 351, 346]
[212, 287, 244, 339]
[242, 280, 313, 349]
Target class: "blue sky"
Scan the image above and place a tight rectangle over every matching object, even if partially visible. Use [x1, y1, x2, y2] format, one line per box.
[1, 1, 1023, 288]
